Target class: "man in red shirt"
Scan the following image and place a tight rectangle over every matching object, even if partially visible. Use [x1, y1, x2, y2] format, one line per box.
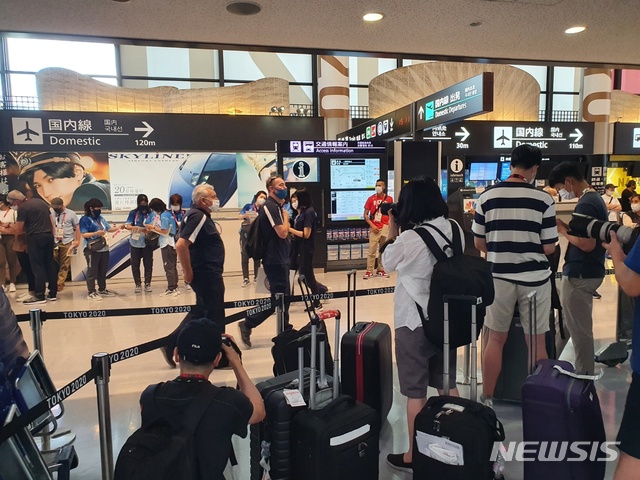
[363, 179, 392, 279]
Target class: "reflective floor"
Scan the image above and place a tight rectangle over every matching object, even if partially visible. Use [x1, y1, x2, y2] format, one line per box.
[12, 269, 629, 480]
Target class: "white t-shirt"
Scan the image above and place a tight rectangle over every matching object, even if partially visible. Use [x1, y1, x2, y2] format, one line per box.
[381, 217, 464, 331]
[601, 193, 621, 222]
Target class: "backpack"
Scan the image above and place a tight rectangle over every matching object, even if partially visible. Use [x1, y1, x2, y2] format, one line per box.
[114, 385, 218, 480]
[244, 205, 277, 261]
[413, 220, 494, 349]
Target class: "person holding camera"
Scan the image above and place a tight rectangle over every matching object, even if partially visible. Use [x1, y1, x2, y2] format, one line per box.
[381, 176, 460, 472]
[549, 161, 608, 375]
[602, 232, 640, 480]
[140, 319, 265, 480]
[363, 179, 393, 280]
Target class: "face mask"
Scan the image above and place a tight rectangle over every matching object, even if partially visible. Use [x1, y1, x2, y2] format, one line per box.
[208, 199, 220, 212]
[54, 207, 64, 214]
[171, 205, 181, 212]
[375, 186, 383, 194]
[606, 190, 615, 196]
[139, 204, 148, 212]
[256, 197, 266, 206]
[632, 203, 640, 213]
[291, 201, 299, 210]
[274, 188, 288, 200]
[93, 209, 102, 217]
[558, 188, 575, 200]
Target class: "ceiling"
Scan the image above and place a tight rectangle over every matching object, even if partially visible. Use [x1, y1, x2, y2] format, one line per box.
[2, 0, 639, 68]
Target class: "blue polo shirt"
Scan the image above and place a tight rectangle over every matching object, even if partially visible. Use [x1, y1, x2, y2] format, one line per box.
[625, 241, 640, 375]
[146, 211, 177, 249]
[126, 208, 151, 248]
[79, 214, 111, 252]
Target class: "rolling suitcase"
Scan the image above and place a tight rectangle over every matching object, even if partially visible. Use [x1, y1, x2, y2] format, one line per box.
[413, 295, 505, 480]
[291, 275, 381, 480]
[340, 269, 393, 421]
[521, 360, 606, 480]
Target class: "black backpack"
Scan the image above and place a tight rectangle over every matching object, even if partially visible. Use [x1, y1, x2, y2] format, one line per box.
[244, 216, 263, 261]
[114, 385, 218, 480]
[413, 220, 494, 349]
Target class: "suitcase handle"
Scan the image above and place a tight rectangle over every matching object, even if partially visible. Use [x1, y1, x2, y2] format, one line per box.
[347, 269, 357, 331]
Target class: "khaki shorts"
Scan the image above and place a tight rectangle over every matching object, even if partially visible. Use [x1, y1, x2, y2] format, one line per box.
[485, 278, 551, 334]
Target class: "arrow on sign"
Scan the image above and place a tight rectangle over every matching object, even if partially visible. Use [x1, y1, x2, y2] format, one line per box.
[455, 127, 470, 142]
[418, 106, 424, 120]
[135, 121, 154, 138]
[569, 129, 583, 143]
[390, 118, 394, 131]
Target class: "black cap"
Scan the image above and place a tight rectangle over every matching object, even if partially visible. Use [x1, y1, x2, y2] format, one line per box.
[18, 152, 82, 176]
[176, 318, 222, 365]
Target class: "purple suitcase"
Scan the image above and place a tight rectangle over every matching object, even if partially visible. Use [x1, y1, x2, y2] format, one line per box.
[521, 359, 606, 480]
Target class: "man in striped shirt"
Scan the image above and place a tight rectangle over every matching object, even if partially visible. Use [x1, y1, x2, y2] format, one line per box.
[472, 144, 558, 406]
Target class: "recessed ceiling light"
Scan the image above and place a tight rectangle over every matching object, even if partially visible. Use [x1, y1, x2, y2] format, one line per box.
[565, 25, 586, 34]
[363, 12, 385, 22]
[227, 1, 262, 16]
[469, 21, 483, 27]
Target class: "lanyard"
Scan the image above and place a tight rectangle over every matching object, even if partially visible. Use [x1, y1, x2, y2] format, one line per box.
[508, 174, 527, 182]
[92, 216, 104, 230]
[55, 212, 66, 228]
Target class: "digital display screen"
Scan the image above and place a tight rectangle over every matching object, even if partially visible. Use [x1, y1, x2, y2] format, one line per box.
[499, 162, 511, 181]
[330, 158, 380, 189]
[469, 162, 498, 181]
[283, 157, 319, 183]
[330, 190, 372, 221]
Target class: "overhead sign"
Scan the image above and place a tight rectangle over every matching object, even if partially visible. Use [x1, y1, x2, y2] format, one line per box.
[279, 140, 386, 156]
[337, 104, 413, 141]
[613, 123, 640, 154]
[1, 110, 324, 152]
[423, 121, 594, 155]
[414, 73, 494, 131]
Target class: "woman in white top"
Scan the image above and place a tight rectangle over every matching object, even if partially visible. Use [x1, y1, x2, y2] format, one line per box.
[381, 176, 463, 472]
[0, 194, 19, 292]
[601, 184, 622, 223]
[622, 193, 640, 228]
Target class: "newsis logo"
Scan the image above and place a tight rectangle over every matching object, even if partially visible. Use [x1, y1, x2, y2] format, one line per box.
[491, 441, 620, 463]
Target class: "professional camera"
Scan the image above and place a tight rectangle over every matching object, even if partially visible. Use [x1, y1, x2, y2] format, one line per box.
[379, 202, 398, 216]
[568, 213, 639, 247]
[219, 336, 242, 365]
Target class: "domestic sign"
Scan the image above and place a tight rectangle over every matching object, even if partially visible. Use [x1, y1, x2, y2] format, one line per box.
[414, 73, 494, 131]
[1, 110, 324, 152]
[279, 140, 386, 156]
[613, 123, 640, 154]
[337, 104, 413, 141]
[423, 121, 594, 155]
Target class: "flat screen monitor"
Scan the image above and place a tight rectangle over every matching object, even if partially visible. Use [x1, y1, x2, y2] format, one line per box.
[469, 162, 498, 182]
[536, 160, 559, 181]
[330, 158, 380, 190]
[330, 190, 372, 221]
[283, 157, 319, 183]
[499, 162, 511, 181]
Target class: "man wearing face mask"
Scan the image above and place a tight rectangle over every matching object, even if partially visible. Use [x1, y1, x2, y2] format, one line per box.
[620, 180, 637, 213]
[363, 179, 393, 279]
[49, 197, 80, 292]
[238, 175, 290, 348]
[125, 193, 154, 294]
[549, 162, 608, 375]
[602, 184, 622, 222]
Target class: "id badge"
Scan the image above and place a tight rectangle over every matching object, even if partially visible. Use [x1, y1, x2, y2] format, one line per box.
[131, 233, 141, 241]
[56, 227, 64, 239]
[374, 211, 382, 223]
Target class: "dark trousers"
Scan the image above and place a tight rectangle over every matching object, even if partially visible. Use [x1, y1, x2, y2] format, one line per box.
[160, 246, 178, 290]
[240, 229, 260, 280]
[244, 263, 290, 330]
[298, 248, 319, 302]
[26, 234, 57, 299]
[190, 272, 226, 331]
[130, 245, 153, 286]
[84, 249, 109, 293]
[16, 251, 35, 291]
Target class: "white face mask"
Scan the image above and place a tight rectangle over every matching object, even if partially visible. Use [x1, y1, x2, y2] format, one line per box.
[171, 205, 181, 212]
[208, 199, 220, 212]
[558, 188, 575, 200]
[632, 203, 640, 213]
[256, 197, 266, 206]
[605, 190, 615, 196]
[375, 186, 383, 195]
[291, 201, 299, 210]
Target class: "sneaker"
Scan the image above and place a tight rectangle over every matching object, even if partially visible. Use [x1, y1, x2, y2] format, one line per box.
[386, 453, 412, 472]
[88, 292, 103, 301]
[377, 269, 390, 278]
[17, 292, 32, 301]
[23, 296, 46, 305]
[480, 394, 494, 408]
[242, 278, 250, 287]
[57, 284, 64, 292]
[593, 290, 602, 299]
[185, 283, 192, 291]
[8, 283, 16, 293]
[46, 295, 57, 302]
[161, 345, 176, 369]
[159, 289, 179, 297]
[98, 289, 116, 297]
[144, 284, 152, 293]
[363, 271, 373, 280]
[135, 284, 142, 294]
[238, 321, 252, 348]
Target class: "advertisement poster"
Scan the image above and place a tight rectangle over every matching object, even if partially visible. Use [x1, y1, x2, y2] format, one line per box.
[607, 167, 639, 196]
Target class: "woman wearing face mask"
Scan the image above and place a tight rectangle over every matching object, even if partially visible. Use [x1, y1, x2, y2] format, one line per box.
[239, 190, 267, 287]
[146, 198, 179, 297]
[79, 198, 120, 301]
[168, 193, 191, 291]
[0, 194, 20, 293]
[622, 194, 640, 228]
[289, 188, 322, 310]
[124, 194, 154, 294]
[601, 184, 622, 223]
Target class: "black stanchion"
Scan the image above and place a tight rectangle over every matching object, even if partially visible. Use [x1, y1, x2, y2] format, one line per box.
[92, 353, 114, 480]
[29, 309, 45, 357]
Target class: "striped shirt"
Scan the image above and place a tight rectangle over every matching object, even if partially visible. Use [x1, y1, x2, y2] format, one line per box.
[472, 182, 558, 286]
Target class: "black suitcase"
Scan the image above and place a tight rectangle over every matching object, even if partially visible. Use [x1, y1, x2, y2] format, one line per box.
[340, 269, 393, 422]
[413, 295, 505, 480]
[291, 275, 381, 480]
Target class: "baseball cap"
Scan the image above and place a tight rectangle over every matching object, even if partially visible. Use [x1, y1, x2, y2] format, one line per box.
[18, 152, 82, 177]
[50, 197, 64, 207]
[177, 318, 223, 365]
[605, 184, 616, 190]
[6, 190, 25, 202]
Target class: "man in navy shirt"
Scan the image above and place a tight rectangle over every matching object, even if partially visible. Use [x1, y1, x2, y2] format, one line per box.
[549, 162, 608, 374]
[603, 232, 640, 479]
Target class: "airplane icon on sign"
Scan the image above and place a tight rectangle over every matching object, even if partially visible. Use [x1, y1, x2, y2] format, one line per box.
[17, 121, 40, 142]
[496, 130, 510, 145]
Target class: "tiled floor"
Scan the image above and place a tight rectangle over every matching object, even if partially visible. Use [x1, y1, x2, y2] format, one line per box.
[11, 269, 630, 480]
